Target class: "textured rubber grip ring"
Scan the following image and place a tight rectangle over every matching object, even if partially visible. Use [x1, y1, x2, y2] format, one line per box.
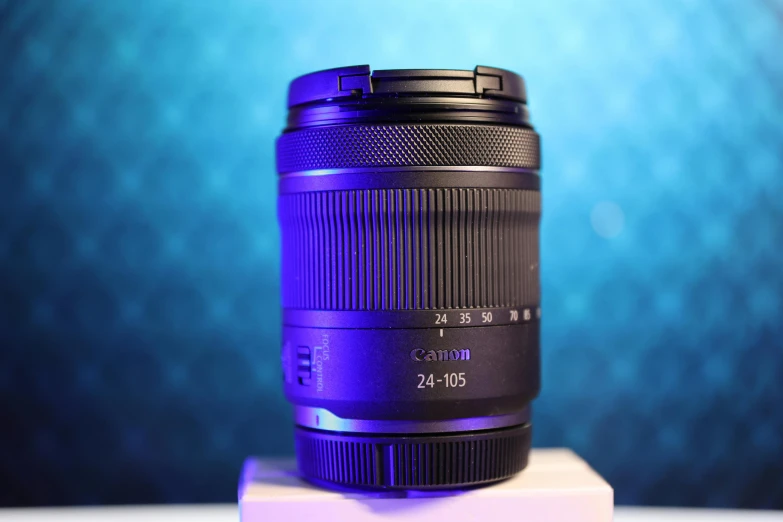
[295, 424, 531, 489]
[279, 188, 541, 311]
[276, 124, 541, 173]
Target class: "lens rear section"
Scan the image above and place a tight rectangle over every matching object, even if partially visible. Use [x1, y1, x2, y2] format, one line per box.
[276, 66, 541, 489]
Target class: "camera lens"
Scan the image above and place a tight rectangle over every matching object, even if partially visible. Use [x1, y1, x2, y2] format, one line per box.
[276, 65, 541, 489]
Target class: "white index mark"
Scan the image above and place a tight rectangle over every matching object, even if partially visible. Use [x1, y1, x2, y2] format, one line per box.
[440, 329, 443, 337]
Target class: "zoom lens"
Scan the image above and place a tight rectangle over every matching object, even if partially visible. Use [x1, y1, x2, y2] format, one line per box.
[276, 65, 541, 490]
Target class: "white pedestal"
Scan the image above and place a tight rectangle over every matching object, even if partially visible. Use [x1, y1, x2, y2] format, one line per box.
[239, 449, 613, 522]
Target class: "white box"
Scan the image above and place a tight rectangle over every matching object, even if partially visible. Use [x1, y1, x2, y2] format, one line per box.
[239, 449, 613, 522]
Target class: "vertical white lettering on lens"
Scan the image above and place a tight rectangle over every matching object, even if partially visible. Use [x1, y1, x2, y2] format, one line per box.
[313, 346, 323, 392]
[314, 332, 330, 393]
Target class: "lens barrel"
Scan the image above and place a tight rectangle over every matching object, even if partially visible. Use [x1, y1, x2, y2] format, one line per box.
[276, 65, 541, 490]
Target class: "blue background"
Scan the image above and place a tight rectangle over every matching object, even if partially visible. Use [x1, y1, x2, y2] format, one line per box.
[1, 0, 782, 509]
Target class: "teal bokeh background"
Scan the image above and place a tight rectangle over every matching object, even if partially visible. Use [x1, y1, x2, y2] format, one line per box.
[1, 0, 782, 508]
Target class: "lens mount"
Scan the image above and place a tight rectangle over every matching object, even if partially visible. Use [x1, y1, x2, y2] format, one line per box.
[296, 424, 532, 489]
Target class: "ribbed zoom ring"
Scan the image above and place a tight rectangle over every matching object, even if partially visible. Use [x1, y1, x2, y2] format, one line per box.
[279, 188, 541, 310]
[276, 124, 540, 173]
[295, 425, 531, 489]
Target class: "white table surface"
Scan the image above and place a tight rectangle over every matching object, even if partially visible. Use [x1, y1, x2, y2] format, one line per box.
[0, 506, 781, 521]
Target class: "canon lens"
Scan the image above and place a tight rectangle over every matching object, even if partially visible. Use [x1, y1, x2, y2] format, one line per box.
[276, 65, 541, 489]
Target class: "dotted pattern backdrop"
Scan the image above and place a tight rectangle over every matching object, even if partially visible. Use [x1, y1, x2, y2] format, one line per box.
[1, 0, 782, 509]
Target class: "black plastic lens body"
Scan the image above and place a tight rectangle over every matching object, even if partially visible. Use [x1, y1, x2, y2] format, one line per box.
[276, 65, 541, 490]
